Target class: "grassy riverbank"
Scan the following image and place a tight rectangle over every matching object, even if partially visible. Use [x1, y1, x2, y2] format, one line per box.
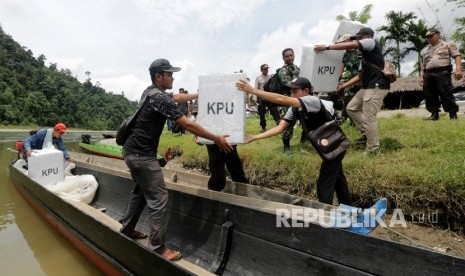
[158, 112, 465, 230]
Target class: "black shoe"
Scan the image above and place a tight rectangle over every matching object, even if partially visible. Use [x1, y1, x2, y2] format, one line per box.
[450, 112, 458, 120]
[260, 127, 266, 133]
[355, 135, 367, 144]
[425, 112, 439, 121]
[283, 146, 292, 154]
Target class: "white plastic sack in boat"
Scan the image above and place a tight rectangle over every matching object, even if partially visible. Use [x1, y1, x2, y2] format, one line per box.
[300, 46, 344, 93]
[42, 128, 55, 150]
[46, 175, 98, 204]
[197, 73, 246, 144]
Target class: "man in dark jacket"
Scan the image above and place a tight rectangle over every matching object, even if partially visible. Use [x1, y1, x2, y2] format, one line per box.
[120, 58, 232, 261]
[315, 27, 390, 155]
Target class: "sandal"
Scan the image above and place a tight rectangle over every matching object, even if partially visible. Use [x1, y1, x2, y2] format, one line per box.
[125, 230, 148, 239]
[161, 247, 182, 261]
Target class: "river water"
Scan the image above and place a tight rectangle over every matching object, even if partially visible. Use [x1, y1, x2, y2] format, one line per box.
[0, 131, 111, 276]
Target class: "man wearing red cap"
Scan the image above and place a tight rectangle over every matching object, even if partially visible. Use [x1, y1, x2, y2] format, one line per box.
[22, 123, 72, 162]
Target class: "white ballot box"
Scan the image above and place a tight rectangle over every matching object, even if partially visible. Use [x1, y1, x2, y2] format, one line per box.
[332, 20, 365, 43]
[197, 73, 246, 144]
[300, 46, 344, 93]
[28, 149, 64, 186]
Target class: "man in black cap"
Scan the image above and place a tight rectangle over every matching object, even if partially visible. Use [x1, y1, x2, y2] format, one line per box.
[236, 77, 352, 206]
[314, 27, 390, 155]
[420, 28, 462, 120]
[120, 58, 232, 261]
[255, 63, 281, 132]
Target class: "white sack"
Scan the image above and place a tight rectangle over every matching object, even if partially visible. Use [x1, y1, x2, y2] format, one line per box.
[46, 175, 98, 204]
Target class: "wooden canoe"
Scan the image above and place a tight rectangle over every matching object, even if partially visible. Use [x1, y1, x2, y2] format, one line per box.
[9, 153, 465, 275]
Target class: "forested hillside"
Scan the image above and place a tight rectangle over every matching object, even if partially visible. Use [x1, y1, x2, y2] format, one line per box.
[0, 26, 138, 130]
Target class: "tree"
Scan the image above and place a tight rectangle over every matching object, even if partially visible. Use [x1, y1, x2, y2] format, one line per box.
[0, 26, 138, 130]
[377, 11, 417, 76]
[451, 17, 465, 55]
[85, 71, 91, 81]
[375, 36, 394, 58]
[448, 0, 465, 55]
[405, 19, 429, 76]
[37, 54, 46, 67]
[336, 4, 373, 24]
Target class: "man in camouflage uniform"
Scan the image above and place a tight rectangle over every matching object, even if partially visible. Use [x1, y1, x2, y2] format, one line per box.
[278, 48, 300, 153]
[421, 28, 463, 120]
[255, 64, 281, 132]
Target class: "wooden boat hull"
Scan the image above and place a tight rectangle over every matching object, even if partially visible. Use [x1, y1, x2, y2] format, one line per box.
[70, 152, 332, 210]
[9, 157, 465, 275]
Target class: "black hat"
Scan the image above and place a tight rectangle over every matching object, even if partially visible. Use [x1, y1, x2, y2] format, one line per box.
[425, 28, 440, 37]
[351, 27, 374, 39]
[288, 77, 312, 89]
[260, 64, 270, 70]
[149, 59, 181, 73]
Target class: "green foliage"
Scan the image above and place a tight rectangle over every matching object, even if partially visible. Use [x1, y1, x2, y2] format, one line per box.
[405, 19, 429, 76]
[451, 16, 465, 56]
[0, 28, 138, 130]
[377, 11, 417, 76]
[336, 4, 373, 24]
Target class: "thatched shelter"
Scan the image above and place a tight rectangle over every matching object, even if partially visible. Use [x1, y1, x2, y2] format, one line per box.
[384, 73, 465, 109]
[384, 77, 423, 109]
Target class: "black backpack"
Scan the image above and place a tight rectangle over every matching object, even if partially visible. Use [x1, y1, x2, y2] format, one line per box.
[116, 117, 134, 146]
[263, 69, 290, 95]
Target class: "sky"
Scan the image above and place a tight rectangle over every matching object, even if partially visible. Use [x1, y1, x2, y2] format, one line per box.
[0, 0, 462, 101]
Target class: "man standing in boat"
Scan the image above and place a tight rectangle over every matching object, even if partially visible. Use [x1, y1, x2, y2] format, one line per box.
[120, 58, 232, 261]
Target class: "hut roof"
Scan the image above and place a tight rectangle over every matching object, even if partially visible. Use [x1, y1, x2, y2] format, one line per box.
[390, 72, 465, 93]
[390, 77, 421, 92]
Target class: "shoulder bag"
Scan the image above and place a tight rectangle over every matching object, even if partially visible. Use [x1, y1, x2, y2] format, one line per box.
[300, 104, 350, 160]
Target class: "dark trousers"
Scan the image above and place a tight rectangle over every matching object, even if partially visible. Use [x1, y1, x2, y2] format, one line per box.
[121, 153, 167, 251]
[423, 71, 458, 113]
[206, 144, 248, 191]
[316, 152, 352, 205]
[258, 98, 280, 128]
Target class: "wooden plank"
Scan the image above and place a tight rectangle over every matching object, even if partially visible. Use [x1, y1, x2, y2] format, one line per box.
[74, 156, 336, 223]
[72, 152, 332, 210]
[225, 231, 373, 276]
